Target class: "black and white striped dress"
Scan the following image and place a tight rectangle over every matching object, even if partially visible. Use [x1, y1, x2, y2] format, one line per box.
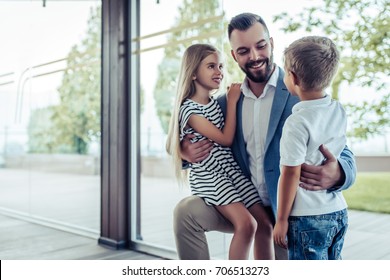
[179, 97, 261, 208]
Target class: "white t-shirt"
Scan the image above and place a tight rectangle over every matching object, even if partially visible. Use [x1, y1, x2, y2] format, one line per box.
[241, 67, 278, 206]
[279, 94, 348, 216]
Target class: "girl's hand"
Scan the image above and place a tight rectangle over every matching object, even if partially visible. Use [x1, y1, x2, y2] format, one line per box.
[226, 83, 242, 104]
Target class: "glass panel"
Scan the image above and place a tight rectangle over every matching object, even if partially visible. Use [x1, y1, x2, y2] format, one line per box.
[0, 0, 101, 235]
[136, 0, 230, 258]
[135, 0, 389, 259]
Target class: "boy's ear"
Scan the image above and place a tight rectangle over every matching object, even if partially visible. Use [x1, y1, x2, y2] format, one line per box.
[290, 71, 300, 86]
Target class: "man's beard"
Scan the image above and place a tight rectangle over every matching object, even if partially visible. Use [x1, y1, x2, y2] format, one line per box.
[241, 54, 274, 83]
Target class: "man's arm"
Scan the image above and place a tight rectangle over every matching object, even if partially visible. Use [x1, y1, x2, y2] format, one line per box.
[181, 134, 213, 165]
[300, 144, 357, 191]
[334, 145, 357, 191]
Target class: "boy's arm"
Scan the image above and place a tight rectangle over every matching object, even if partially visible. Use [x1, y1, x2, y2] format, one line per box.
[274, 165, 300, 249]
[300, 145, 356, 192]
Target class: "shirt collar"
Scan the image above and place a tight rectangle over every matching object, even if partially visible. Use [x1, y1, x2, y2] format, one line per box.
[241, 65, 279, 99]
[292, 94, 332, 113]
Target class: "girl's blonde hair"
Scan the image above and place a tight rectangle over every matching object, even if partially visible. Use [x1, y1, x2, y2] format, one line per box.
[166, 43, 219, 184]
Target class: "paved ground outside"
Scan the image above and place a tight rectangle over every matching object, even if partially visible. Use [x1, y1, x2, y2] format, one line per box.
[0, 168, 389, 259]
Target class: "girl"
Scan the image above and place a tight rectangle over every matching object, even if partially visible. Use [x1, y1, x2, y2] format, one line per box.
[166, 43, 274, 260]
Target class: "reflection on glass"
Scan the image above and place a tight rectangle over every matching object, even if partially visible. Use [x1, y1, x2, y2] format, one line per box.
[138, 0, 231, 258]
[0, 1, 101, 236]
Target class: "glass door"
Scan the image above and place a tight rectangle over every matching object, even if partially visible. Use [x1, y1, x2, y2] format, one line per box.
[133, 0, 232, 259]
[0, 0, 101, 237]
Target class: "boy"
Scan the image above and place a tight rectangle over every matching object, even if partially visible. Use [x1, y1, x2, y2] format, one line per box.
[274, 36, 349, 260]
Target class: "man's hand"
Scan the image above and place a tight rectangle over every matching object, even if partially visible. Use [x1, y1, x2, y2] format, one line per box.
[180, 134, 213, 163]
[300, 145, 345, 191]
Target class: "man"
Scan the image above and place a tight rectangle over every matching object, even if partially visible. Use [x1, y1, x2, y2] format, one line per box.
[173, 13, 356, 260]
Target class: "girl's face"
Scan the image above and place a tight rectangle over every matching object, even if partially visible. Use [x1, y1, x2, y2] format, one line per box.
[193, 52, 224, 92]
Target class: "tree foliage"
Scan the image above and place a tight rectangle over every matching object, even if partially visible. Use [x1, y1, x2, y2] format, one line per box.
[273, 0, 389, 140]
[28, 107, 56, 153]
[28, 5, 146, 154]
[153, 0, 243, 134]
[28, 6, 101, 154]
[51, 6, 101, 154]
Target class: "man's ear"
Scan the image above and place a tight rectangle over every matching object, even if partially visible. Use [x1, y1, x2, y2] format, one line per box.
[230, 49, 238, 62]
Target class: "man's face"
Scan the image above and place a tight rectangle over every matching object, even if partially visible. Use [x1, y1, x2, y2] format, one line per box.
[229, 22, 274, 83]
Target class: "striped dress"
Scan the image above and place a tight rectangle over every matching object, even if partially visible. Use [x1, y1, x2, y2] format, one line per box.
[179, 97, 261, 208]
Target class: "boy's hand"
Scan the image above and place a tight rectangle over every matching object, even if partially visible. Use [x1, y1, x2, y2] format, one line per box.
[273, 220, 288, 249]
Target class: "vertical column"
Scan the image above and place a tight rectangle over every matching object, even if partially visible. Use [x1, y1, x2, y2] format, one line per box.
[99, 0, 129, 249]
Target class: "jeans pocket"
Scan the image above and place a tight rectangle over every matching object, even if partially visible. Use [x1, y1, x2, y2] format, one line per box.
[301, 226, 337, 260]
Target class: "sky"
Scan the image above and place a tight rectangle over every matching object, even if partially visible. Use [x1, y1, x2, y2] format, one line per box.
[0, 1, 95, 73]
[0, 1, 99, 153]
[0, 0, 388, 155]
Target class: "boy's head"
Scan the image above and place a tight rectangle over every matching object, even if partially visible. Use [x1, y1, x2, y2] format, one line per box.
[283, 36, 339, 92]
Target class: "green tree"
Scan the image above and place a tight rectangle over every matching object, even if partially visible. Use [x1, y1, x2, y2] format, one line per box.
[27, 6, 101, 154]
[28, 5, 146, 154]
[28, 107, 56, 153]
[273, 0, 389, 140]
[153, 0, 243, 134]
[50, 6, 102, 154]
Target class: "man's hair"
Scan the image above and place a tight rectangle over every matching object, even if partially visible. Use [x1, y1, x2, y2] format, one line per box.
[228, 13, 269, 39]
[284, 36, 340, 91]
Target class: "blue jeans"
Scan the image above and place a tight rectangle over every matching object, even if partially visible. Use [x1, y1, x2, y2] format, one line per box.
[287, 209, 348, 260]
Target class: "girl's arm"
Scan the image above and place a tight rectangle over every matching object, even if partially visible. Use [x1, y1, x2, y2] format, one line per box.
[273, 165, 301, 249]
[187, 83, 241, 147]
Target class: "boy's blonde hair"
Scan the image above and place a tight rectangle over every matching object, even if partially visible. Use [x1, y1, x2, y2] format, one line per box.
[284, 36, 339, 92]
[166, 43, 219, 184]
